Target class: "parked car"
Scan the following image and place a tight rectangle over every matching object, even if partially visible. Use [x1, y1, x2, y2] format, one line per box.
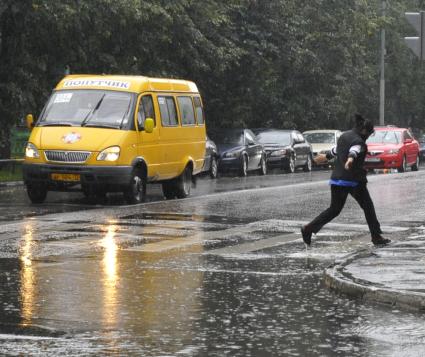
[303, 129, 341, 167]
[201, 136, 218, 178]
[255, 129, 313, 173]
[250, 128, 270, 135]
[365, 126, 420, 172]
[418, 134, 425, 162]
[209, 129, 267, 176]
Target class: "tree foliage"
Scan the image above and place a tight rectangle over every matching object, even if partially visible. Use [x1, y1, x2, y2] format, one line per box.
[0, 0, 424, 158]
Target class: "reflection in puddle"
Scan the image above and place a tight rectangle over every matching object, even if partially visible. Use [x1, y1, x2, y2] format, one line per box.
[20, 223, 36, 326]
[99, 223, 119, 327]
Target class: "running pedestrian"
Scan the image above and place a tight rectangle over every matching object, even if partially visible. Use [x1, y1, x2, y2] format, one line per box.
[301, 114, 391, 246]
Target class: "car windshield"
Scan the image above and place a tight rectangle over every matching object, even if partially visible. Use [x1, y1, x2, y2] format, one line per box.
[212, 131, 244, 145]
[256, 131, 291, 145]
[367, 130, 401, 144]
[304, 132, 335, 144]
[38, 90, 134, 128]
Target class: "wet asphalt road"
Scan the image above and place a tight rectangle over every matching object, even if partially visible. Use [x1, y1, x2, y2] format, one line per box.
[0, 169, 331, 222]
[1, 167, 425, 356]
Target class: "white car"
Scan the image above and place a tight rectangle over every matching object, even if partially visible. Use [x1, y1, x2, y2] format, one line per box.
[303, 129, 342, 166]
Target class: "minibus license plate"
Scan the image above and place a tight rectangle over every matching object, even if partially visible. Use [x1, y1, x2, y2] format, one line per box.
[51, 173, 80, 182]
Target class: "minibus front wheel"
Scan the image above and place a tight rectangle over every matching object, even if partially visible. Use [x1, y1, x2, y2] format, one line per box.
[123, 168, 146, 204]
[26, 183, 48, 204]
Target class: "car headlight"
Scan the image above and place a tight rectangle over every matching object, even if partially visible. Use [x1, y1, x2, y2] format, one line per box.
[270, 149, 287, 157]
[386, 149, 399, 154]
[25, 143, 40, 158]
[223, 151, 240, 158]
[97, 146, 120, 161]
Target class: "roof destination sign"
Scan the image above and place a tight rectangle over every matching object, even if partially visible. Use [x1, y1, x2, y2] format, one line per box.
[63, 78, 131, 89]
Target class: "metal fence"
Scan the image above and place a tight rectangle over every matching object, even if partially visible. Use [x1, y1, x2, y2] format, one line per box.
[0, 128, 27, 182]
[11, 128, 29, 159]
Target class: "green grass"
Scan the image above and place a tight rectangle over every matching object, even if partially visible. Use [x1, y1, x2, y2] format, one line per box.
[0, 164, 23, 182]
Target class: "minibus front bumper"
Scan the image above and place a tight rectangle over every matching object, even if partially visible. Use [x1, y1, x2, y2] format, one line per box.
[23, 163, 133, 191]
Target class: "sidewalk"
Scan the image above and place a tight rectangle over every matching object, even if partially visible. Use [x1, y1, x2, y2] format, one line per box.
[325, 229, 425, 311]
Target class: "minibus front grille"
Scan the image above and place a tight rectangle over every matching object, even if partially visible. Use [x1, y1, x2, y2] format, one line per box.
[44, 150, 91, 163]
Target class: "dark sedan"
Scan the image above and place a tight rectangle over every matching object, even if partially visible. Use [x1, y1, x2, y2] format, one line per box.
[209, 129, 267, 176]
[255, 129, 313, 173]
[419, 134, 425, 162]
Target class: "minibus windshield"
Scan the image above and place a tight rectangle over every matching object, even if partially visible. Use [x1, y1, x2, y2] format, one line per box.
[38, 90, 134, 129]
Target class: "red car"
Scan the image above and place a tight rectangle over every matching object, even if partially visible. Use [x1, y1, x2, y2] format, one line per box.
[364, 126, 420, 172]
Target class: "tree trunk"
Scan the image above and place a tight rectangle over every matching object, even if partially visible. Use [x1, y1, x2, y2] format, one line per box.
[0, 126, 11, 159]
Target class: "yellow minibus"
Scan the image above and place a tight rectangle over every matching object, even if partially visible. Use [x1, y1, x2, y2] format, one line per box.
[23, 75, 206, 203]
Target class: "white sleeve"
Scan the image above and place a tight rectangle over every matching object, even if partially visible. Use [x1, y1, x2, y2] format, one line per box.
[348, 145, 361, 158]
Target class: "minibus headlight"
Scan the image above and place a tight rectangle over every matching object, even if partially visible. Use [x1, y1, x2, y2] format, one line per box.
[97, 146, 120, 161]
[25, 143, 40, 158]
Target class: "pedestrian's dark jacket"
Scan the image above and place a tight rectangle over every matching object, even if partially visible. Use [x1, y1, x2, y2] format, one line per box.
[329, 129, 368, 183]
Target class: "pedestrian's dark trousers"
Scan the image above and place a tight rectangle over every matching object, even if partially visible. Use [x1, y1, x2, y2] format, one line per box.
[306, 184, 381, 237]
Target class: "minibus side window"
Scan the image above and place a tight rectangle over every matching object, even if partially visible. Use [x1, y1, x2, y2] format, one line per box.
[177, 96, 196, 126]
[158, 96, 178, 126]
[137, 95, 155, 130]
[193, 97, 204, 125]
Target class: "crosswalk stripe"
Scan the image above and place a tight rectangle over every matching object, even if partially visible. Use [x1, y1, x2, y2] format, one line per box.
[205, 233, 300, 255]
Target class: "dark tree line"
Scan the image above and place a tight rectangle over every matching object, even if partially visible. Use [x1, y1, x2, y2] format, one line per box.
[1, 0, 425, 158]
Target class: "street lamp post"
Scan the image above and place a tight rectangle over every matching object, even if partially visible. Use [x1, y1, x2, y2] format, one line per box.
[379, 0, 386, 126]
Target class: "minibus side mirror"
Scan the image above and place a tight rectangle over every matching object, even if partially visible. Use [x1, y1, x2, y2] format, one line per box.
[144, 118, 154, 133]
[26, 114, 34, 129]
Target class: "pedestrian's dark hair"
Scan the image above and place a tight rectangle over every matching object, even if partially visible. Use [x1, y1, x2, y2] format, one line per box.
[354, 113, 374, 135]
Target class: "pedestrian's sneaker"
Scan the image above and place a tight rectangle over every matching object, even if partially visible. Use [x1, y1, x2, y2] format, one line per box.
[371, 235, 391, 246]
[301, 226, 312, 246]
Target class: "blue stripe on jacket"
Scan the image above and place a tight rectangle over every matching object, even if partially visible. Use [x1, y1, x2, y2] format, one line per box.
[329, 179, 359, 187]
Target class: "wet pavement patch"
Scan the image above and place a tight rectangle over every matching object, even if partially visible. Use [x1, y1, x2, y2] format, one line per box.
[1, 176, 425, 355]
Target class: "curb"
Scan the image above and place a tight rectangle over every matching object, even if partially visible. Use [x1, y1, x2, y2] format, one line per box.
[0, 181, 24, 189]
[324, 250, 425, 312]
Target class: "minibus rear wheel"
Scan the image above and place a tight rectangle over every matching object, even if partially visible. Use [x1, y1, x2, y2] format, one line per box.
[176, 165, 192, 198]
[26, 183, 47, 204]
[123, 168, 146, 204]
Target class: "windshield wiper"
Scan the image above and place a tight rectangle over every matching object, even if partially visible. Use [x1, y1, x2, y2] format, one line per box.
[119, 100, 132, 129]
[81, 94, 106, 127]
[38, 122, 73, 127]
[83, 123, 119, 129]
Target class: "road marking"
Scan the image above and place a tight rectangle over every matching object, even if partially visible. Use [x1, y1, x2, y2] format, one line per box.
[127, 236, 204, 253]
[0, 210, 412, 259]
[205, 233, 300, 255]
[0, 334, 60, 340]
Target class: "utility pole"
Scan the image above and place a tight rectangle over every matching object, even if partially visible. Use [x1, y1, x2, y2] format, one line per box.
[379, 0, 386, 126]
